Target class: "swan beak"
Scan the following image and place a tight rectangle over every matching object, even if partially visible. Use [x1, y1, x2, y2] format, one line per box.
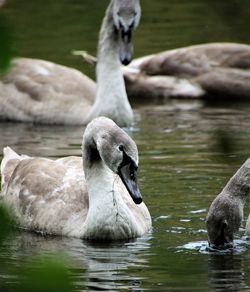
[207, 219, 233, 249]
[119, 38, 133, 65]
[118, 163, 142, 204]
[119, 27, 134, 65]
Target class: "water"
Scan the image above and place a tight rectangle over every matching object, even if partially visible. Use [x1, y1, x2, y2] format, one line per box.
[1, 1, 250, 291]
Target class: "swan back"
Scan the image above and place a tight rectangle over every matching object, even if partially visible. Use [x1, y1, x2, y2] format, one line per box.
[1, 147, 28, 193]
[0, 58, 96, 124]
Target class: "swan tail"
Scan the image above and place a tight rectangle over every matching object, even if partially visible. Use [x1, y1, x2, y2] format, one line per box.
[1, 147, 27, 193]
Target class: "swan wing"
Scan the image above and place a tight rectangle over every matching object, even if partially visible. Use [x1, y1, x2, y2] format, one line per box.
[0, 58, 96, 124]
[1, 153, 88, 236]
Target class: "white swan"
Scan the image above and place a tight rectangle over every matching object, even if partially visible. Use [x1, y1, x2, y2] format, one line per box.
[0, 117, 152, 240]
[0, 0, 141, 127]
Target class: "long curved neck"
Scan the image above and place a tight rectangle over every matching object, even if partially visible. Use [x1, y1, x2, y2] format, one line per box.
[224, 158, 250, 201]
[97, 4, 120, 70]
[86, 3, 133, 127]
[97, 9, 127, 104]
[82, 139, 139, 240]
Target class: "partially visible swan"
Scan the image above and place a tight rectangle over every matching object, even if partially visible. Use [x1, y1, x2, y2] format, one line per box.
[78, 42, 250, 100]
[0, 117, 152, 240]
[0, 0, 6, 8]
[124, 43, 250, 100]
[206, 157, 250, 248]
[0, 59, 96, 124]
[0, 0, 141, 126]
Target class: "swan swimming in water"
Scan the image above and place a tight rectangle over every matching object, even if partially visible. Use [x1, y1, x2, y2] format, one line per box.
[0, 117, 152, 240]
[0, 0, 141, 127]
[206, 157, 250, 248]
[78, 42, 250, 101]
[124, 42, 250, 100]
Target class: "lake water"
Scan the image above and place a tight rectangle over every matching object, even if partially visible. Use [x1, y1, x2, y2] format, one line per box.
[1, 0, 250, 291]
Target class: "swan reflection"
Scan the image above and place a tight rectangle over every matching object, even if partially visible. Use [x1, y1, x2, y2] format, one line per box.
[0, 231, 152, 291]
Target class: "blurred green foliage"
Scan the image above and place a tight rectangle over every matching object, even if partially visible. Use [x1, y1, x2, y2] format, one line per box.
[0, 204, 75, 291]
[0, 204, 15, 243]
[16, 256, 74, 292]
[0, 16, 14, 73]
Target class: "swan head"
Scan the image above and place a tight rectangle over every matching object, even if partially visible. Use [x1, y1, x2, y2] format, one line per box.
[206, 196, 242, 249]
[83, 117, 142, 204]
[112, 0, 141, 65]
[206, 214, 233, 249]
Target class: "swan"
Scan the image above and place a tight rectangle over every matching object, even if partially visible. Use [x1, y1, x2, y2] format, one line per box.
[0, 117, 152, 240]
[0, 0, 141, 127]
[206, 157, 250, 248]
[0, 0, 5, 7]
[124, 42, 250, 100]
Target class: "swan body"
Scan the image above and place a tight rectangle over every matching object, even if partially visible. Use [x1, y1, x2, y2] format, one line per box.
[0, 0, 141, 126]
[0, 58, 96, 124]
[125, 42, 250, 100]
[206, 158, 250, 248]
[0, 117, 151, 240]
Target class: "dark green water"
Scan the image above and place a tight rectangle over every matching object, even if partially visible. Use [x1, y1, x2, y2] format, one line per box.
[0, 1, 250, 291]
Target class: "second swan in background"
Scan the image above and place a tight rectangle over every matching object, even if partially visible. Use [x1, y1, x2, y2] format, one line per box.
[0, 0, 141, 126]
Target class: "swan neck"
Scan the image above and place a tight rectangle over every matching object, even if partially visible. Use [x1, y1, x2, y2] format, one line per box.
[97, 3, 120, 64]
[224, 159, 250, 200]
[86, 3, 133, 127]
[96, 8, 125, 98]
[81, 130, 140, 240]
[84, 162, 139, 240]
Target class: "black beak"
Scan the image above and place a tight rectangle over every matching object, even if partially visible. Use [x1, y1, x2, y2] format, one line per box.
[118, 153, 142, 205]
[119, 24, 134, 65]
[119, 41, 133, 65]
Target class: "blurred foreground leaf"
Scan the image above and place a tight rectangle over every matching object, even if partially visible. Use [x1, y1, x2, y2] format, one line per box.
[17, 256, 75, 292]
[0, 16, 14, 73]
[0, 204, 15, 243]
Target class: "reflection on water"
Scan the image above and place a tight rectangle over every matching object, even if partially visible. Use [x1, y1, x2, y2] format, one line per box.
[0, 232, 152, 292]
[208, 253, 249, 291]
[0, 122, 84, 158]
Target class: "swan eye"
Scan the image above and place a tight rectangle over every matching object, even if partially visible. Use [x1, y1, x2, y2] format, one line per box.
[118, 145, 124, 151]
